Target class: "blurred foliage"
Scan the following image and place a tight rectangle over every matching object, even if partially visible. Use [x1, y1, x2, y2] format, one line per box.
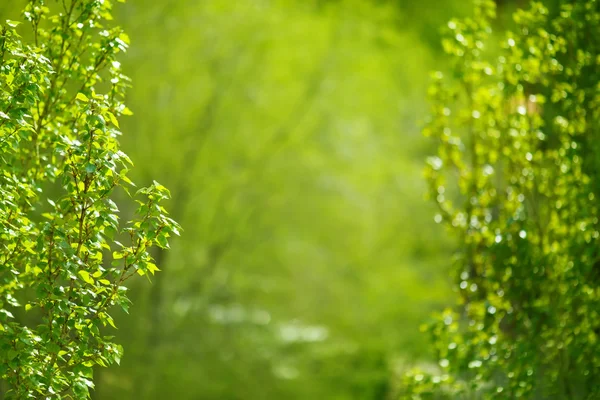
[3, 0, 579, 399]
[401, 0, 600, 398]
[0, 0, 179, 398]
[92, 0, 467, 399]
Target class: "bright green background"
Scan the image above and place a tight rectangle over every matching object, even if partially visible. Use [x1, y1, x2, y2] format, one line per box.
[0, 1, 507, 399]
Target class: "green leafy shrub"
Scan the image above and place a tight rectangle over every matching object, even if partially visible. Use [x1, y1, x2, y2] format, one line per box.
[0, 1, 179, 398]
[403, 0, 600, 398]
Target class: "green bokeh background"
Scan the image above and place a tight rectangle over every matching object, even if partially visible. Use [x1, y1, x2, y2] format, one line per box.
[0, 1, 522, 398]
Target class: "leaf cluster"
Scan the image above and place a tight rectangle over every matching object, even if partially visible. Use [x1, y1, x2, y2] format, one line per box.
[402, 0, 600, 398]
[0, 1, 179, 398]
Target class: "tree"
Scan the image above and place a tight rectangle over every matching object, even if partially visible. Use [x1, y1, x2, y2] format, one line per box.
[402, 0, 600, 398]
[0, 1, 179, 398]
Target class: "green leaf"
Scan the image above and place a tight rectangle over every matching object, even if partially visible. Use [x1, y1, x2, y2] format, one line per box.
[120, 106, 133, 116]
[107, 112, 120, 128]
[78, 270, 94, 285]
[147, 262, 160, 275]
[76, 93, 90, 102]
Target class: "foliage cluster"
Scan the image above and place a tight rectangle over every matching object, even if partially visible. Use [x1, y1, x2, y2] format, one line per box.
[0, 1, 178, 398]
[402, 0, 600, 398]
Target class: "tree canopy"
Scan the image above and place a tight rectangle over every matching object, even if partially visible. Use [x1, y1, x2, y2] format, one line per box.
[0, 1, 178, 398]
[403, 0, 600, 398]
[3, 0, 598, 399]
